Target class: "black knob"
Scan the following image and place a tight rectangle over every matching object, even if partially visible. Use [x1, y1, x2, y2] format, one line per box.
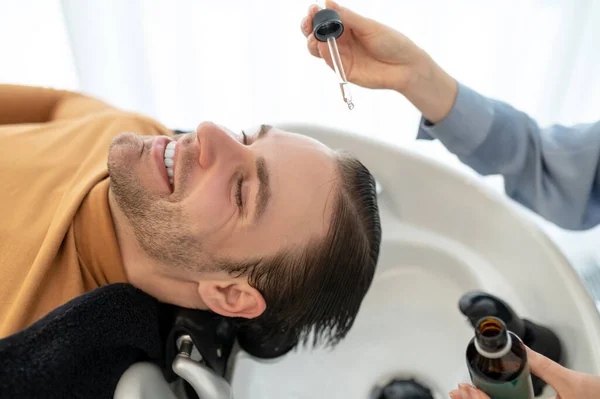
[459, 291, 526, 338]
[312, 8, 344, 42]
[375, 378, 434, 399]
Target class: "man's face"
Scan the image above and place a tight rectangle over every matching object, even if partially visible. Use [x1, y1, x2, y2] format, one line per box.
[107, 122, 338, 273]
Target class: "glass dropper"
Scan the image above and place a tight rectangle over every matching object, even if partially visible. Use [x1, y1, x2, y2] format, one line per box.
[312, 6, 354, 110]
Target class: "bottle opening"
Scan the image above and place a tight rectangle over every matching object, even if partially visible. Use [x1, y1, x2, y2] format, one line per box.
[475, 316, 509, 354]
[479, 319, 503, 338]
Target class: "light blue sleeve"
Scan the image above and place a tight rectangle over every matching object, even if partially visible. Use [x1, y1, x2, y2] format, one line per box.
[416, 82, 600, 230]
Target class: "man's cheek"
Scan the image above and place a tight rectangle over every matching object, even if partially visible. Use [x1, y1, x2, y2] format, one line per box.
[185, 196, 233, 234]
[197, 176, 232, 209]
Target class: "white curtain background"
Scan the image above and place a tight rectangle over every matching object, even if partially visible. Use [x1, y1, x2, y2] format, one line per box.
[2, 0, 600, 301]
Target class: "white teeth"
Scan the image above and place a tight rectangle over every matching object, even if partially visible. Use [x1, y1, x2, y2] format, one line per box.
[163, 140, 176, 188]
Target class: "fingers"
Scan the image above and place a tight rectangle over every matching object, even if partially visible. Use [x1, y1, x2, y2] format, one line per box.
[300, 15, 309, 36]
[300, 4, 321, 38]
[449, 389, 460, 399]
[450, 348, 573, 399]
[302, 0, 378, 38]
[306, 33, 322, 58]
[301, 4, 324, 59]
[450, 383, 490, 399]
[324, 0, 379, 36]
[526, 346, 571, 390]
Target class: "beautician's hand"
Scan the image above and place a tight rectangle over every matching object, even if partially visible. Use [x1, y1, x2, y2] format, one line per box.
[449, 347, 600, 399]
[301, 0, 422, 93]
[300, 0, 458, 124]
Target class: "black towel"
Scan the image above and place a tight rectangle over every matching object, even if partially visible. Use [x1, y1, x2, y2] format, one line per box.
[0, 283, 167, 399]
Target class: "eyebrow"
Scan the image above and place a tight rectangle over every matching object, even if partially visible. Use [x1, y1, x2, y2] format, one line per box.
[254, 124, 272, 221]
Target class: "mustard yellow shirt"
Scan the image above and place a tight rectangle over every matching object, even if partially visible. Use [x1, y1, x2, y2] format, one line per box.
[0, 85, 172, 338]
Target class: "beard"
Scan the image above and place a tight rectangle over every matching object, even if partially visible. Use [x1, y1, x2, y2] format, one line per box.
[107, 133, 203, 272]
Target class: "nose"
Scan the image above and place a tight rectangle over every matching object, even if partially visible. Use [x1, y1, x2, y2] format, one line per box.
[195, 121, 252, 170]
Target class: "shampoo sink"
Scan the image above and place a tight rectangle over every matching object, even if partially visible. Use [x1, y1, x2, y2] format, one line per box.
[225, 124, 600, 399]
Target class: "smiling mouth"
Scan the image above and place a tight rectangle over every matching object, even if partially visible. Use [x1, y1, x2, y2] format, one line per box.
[164, 141, 176, 187]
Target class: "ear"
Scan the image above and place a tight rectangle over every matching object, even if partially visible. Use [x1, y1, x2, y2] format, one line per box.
[197, 279, 266, 319]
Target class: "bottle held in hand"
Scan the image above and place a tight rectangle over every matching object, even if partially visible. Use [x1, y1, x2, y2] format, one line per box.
[466, 316, 534, 399]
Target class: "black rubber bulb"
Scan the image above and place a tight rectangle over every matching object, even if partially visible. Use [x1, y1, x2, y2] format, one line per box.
[312, 8, 344, 42]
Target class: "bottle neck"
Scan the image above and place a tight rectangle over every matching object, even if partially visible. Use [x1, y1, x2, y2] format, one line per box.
[475, 332, 512, 359]
[474, 317, 512, 359]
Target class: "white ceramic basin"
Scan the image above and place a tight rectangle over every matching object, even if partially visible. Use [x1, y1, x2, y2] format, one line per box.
[225, 123, 600, 398]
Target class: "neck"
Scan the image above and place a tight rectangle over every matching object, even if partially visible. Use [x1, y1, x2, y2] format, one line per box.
[108, 187, 208, 309]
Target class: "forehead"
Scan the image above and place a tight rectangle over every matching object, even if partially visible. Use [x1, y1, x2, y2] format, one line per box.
[253, 127, 339, 246]
[261, 128, 334, 169]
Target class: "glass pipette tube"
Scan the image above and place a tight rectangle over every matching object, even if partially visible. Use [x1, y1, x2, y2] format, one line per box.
[326, 36, 354, 110]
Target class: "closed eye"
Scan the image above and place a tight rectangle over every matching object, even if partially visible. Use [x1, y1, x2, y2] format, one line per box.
[236, 177, 244, 209]
[234, 131, 248, 210]
[235, 125, 271, 219]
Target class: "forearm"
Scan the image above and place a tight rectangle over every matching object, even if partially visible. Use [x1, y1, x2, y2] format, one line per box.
[410, 75, 600, 230]
[0, 84, 114, 124]
[400, 52, 458, 124]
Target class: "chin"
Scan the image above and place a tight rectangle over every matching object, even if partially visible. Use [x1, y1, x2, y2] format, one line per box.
[110, 132, 141, 151]
[108, 134, 141, 172]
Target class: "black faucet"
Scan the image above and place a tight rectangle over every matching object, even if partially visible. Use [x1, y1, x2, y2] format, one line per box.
[371, 378, 435, 399]
[459, 291, 563, 397]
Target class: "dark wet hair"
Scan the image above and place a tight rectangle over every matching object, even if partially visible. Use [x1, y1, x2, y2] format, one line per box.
[223, 151, 381, 348]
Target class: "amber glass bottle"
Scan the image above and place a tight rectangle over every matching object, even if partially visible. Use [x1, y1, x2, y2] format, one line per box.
[466, 316, 534, 399]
